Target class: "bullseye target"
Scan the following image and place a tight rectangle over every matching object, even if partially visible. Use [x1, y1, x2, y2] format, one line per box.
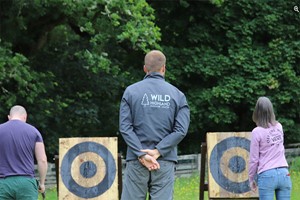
[59, 137, 118, 200]
[207, 132, 258, 199]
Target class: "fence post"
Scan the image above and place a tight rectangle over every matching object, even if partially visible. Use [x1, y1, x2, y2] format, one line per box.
[54, 155, 59, 197]
[199, 142, 208, 200]
[118, 153, 123, 198]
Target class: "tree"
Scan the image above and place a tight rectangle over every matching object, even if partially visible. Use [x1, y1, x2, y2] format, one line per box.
[0, 0, 161, 156]
[0, 40, 48, 119]
[149, 0, 300, 153]
[1, 0, 299, 157]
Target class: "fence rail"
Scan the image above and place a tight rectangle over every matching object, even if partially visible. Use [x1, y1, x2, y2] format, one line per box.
[36, 146, 300, 188]
[283, 143, 300, 165]
[34, 163, 56, 187]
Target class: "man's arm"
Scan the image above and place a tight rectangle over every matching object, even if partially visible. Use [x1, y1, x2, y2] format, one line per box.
[35, 142, 48, 193]
[155, 96, 190, 157]
[119, 94, 146, 158]
[120, 92, 160, 170]
[140, 149, 161, 160]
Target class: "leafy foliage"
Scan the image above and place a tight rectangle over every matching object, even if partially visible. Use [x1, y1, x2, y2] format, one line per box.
[0, 0, 160, 156]
[0, 0, 299, 156]
[149, 0, 300, 152]
[0, 40, 47, 120]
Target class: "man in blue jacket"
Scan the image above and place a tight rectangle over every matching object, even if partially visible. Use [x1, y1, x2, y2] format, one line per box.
[119, 50, 190, 200]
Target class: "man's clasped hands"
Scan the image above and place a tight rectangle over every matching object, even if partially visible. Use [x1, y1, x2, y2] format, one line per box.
[139, 149, 161, 171]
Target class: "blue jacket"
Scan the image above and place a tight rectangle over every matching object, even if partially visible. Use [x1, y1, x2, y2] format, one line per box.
[119, 72, 190, 162]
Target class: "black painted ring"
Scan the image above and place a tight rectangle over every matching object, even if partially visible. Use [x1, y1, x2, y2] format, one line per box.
[209, 137, 251, 194]
[61, 141, 116, 198]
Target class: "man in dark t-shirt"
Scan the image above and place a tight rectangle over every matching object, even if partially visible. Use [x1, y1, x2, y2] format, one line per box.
[0, 105, 48, 200]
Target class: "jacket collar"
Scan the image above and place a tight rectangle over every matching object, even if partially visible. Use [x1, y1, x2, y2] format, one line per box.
[144, 72, 165, 80]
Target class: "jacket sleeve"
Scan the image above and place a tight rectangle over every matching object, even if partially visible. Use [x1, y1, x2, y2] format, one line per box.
[155, 94, 190, 157]
[119, 91, 145, 158]
[248, 130, 259, 183]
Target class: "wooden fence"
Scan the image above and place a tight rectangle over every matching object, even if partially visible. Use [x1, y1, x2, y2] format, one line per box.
[36, 144, 300, 188]
[285, 143, 300, 162]
[34, 162, 57, 187]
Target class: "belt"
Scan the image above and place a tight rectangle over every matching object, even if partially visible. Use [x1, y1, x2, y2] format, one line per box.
[276, 166, 288, 169]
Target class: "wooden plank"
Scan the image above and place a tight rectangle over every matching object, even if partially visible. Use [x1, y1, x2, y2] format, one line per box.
[207, 132, 259, 199]
[285, 148, 300, 156]
[35, 163, 57, 187]
[59, 137, 118, 200]
[118, 153, 123, 199]
[285, 143, 300, 148]
[199, 142, 208, 200]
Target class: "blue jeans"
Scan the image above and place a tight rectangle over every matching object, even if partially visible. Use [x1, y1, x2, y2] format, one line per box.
[257, 167, 292, 200]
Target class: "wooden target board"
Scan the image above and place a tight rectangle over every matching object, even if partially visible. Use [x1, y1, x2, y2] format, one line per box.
[207, 132, 258, 199]
[59, 137, 118, 200]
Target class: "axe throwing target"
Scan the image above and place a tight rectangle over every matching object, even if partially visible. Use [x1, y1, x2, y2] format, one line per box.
[207, 132, 258, 199]
[59, 137, 118, 200]
[209, 137, 250, 193]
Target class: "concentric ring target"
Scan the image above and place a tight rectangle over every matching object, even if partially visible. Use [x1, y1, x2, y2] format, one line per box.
[71, 152, 106, 188]
[61, 141, 116, 198]
[209, 137, 251, 194]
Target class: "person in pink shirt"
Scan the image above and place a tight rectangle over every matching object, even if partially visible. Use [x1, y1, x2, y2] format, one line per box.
[248, 97, 292, 200]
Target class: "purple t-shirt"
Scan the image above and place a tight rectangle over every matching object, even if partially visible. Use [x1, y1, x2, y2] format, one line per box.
[0, 120, 43, 178]
[248, 122, 288, 183]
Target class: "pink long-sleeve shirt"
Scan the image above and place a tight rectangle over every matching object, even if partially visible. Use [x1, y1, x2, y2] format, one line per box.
[248, 122, 288, 183]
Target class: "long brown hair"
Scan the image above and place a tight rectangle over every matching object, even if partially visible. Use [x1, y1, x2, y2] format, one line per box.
[252, 97, 277, 128]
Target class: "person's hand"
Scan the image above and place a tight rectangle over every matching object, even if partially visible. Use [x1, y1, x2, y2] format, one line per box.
[139, 154, 160, 171]
[38, 183, 46, 193]
[140, 149, 161, 160]
[250, 181, 257, 191]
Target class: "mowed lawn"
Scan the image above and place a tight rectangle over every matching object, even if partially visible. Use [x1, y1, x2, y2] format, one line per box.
[40, 157, 300, 200]
[173, 157, 300, 200]
[173, 170, 300, 200]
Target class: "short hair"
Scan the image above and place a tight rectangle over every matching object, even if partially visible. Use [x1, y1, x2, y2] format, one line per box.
[252, 97, 276, 128]
[144, 50, 166, 72]
[9, 105, 27, 117]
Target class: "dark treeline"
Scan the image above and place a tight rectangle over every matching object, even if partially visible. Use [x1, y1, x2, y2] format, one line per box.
[0, 0, 299, 159]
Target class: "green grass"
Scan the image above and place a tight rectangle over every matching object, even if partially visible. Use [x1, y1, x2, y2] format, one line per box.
[290, 157, 300, 200]
[38, 187, 57, 200]
[40, 157, 300, 200]
[174, 156, 300, 200]
[174, 174, 203, 200]
[173, 170, 300, 200]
